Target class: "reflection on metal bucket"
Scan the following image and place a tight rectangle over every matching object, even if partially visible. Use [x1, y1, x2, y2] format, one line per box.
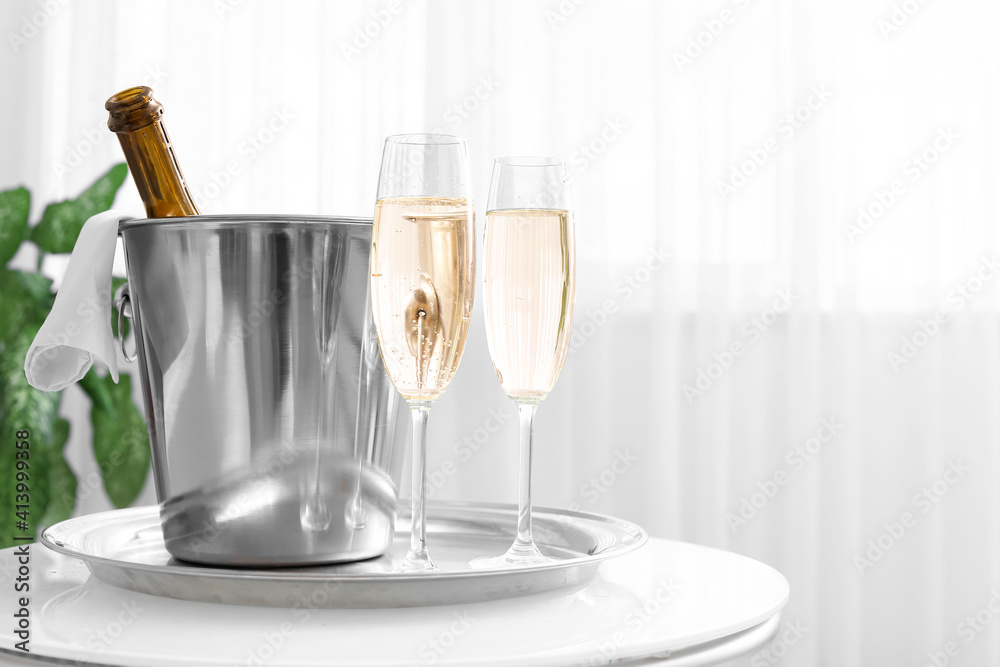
[118, 215, 406, 566]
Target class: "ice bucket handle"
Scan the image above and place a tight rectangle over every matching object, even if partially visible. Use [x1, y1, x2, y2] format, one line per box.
[114, 282, 136, 362]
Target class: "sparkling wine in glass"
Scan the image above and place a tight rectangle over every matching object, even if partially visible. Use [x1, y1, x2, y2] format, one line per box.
[474, 157, 576, 567]
[370, 134, 475, 571]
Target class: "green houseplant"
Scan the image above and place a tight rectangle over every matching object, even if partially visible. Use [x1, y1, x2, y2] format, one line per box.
[0, 163, 151, 548]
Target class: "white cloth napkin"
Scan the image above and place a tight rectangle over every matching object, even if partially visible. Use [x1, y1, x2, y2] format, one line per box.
[24, 210, 132, 392]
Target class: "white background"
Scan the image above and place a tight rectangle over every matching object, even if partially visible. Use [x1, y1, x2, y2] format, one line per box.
[3, 0, 1000, 664]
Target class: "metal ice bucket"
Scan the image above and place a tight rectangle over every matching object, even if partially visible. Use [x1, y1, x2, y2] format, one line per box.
[115, 215, 406, 566]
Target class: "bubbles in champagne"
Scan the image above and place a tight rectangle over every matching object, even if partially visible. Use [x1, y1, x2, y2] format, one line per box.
[483, 209, 576, 399]
[370, 197, 476, 401]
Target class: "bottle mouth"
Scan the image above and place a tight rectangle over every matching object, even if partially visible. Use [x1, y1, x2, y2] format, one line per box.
[106, 86, 163, 133]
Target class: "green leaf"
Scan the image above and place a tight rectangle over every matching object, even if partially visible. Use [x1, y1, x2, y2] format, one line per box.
[0, 323, 61, 547]
[0, 326, 58, 443]
[0, 187, 30, 265]
[37, 418, 77, 530]
[78, 368, 113, 414]
[0, 269, 54, 345]
[30, 164, 128, 254]
[9, 269, 54, 306]
[85, 370, 150, 507]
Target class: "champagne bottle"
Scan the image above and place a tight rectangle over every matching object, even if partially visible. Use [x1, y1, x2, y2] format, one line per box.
[106, 86, 200, 218]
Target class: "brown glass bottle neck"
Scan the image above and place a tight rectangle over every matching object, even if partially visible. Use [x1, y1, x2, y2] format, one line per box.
[115, 123, 199, 218]
[106, 87, 200, 218]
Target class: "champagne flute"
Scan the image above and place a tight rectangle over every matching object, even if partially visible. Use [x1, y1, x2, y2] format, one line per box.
[370, 134, 475, 571]
[474, 157, 576, 567]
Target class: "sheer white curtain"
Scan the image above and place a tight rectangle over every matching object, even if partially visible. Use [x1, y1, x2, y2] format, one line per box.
[3, 0, 1000, 664]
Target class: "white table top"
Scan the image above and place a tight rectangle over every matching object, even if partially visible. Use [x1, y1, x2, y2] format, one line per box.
[0, 538, 788, 666]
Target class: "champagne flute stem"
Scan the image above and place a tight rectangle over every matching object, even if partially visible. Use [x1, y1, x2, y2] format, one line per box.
[511, 400, 540, 555]
[405, 400, 435, 570]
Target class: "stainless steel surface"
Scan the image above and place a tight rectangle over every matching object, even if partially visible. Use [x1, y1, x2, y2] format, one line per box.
[117, 215, 406, 566]
[40, 501, 648, 608]
[113, 282, 135, 362]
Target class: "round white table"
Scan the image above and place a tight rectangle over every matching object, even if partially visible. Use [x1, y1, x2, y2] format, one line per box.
[0, 539, 788, 666]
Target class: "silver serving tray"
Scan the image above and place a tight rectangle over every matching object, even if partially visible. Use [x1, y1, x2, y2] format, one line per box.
[40, 501, 647, 608]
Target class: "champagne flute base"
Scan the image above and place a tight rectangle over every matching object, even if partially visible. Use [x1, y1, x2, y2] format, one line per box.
[470, 540, 556, 569]
[399, 549, 438, 572]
